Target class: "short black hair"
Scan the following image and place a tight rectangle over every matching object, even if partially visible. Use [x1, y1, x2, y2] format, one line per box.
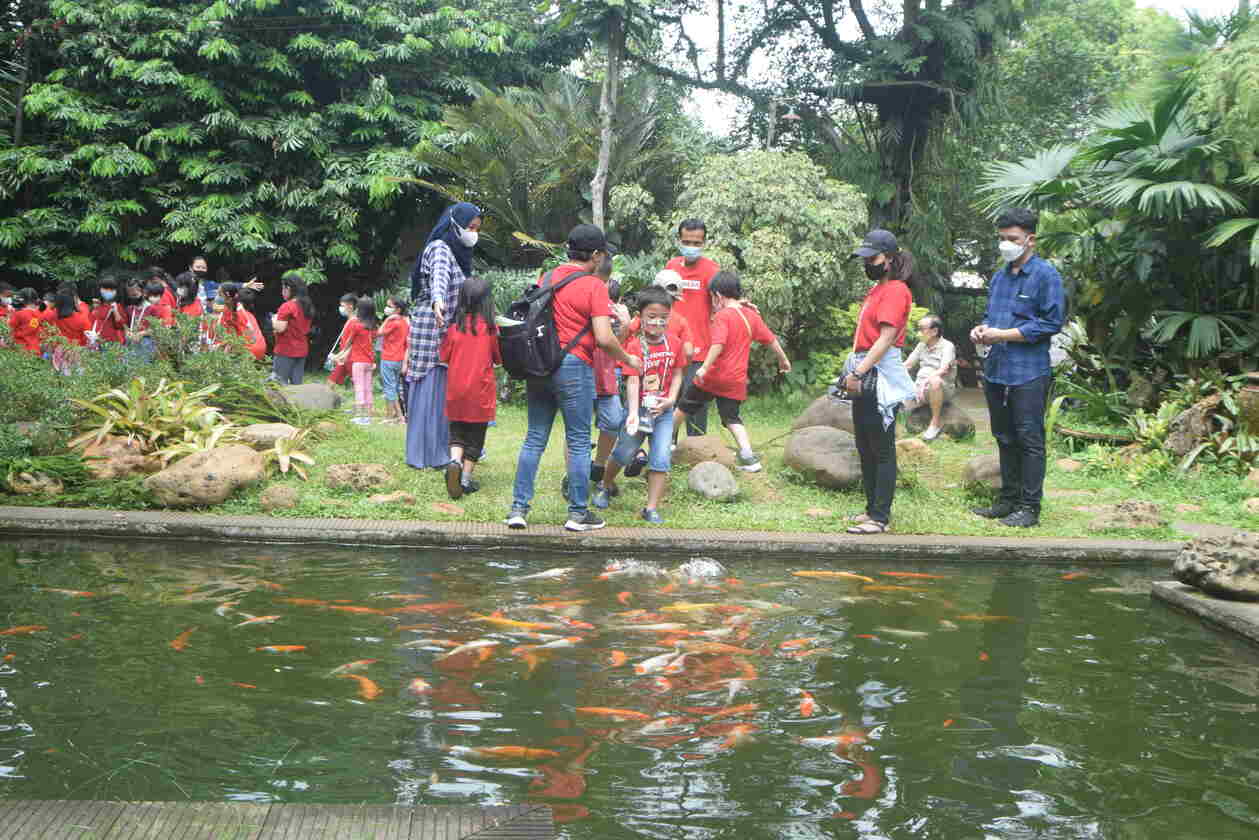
[566, 247, 596, 263]
[634, 285, 673, 312]
[595, 254, 614, 278]
[339, 292, 358, 305]
[96, 276, 119, 290]
[996, 207, 1038, 234]
[143, 281, 165, 298]
[678, 218, 706, 238]
[710, 270, 742, 299]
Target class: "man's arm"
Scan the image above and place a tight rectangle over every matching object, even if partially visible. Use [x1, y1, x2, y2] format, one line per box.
[770, 338, 791, 373]
[989, 267, 1066, 344]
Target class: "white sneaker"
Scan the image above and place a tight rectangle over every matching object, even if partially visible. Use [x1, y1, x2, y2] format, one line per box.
[922, 425, 941, 441]
[350, 417, 372, 425]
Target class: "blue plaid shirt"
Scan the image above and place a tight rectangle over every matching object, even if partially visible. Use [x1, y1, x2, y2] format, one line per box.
[982, 254, 1066, 386]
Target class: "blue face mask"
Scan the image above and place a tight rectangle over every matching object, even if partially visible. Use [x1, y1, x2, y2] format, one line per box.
[101, 290, 116, 301]
[679, 244, 703, 260]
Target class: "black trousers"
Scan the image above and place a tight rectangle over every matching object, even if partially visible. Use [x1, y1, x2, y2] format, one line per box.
[678, 361, 709, 436]
[984, 375, 1050, 513]
[851, 385, 898, 524]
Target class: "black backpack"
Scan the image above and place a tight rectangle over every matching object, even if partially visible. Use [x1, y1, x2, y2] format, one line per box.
[498, 269, 593, 380]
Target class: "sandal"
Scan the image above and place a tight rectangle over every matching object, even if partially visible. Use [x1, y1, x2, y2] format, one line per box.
[849, 513, 873, 525]
[846, 520, 890, 534]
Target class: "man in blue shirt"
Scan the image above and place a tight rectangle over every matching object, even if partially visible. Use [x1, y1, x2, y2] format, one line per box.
[970, 208, 1066, 528]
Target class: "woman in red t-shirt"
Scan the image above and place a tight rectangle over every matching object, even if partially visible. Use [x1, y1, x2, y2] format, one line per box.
[378, 296, 410, 424]
[438, 277, 500, 498]
[7, 288, 45, 355]
[843, 229, 915, 534]
[271, 273, 314, 385]
[332, 296, 377, 423]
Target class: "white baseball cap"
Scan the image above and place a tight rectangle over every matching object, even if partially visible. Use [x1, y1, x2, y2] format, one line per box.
[653, 269, 683, 298]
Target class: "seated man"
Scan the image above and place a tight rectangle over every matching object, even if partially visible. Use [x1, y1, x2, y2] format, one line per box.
[904, 314, 957, 441]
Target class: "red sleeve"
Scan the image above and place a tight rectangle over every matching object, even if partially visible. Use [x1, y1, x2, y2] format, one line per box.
[751, 311, 775, 345]
[161, 288, 176, 308]
[341, 320, 359, 350]
[587, 278, 612, 319]
[276, 300, 295, 321]
[709, 310, 729, 348]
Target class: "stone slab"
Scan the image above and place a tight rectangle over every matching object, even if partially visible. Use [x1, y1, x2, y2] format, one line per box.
[0, 505, 1180, 566]
[1152, 581, 1259, 646]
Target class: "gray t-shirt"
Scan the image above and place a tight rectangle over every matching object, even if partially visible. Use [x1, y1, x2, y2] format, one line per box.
[905, 337, 956, 388]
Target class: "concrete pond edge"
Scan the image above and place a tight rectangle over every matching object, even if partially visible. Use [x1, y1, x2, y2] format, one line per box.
[0, 505, 1180, 565]
[1152, 581, 1259, 647]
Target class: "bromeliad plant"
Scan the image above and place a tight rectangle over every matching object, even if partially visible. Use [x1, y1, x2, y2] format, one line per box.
[262, 430, 316, 481]
[152, 415, 242, 466]
[69, 378, 226, 452]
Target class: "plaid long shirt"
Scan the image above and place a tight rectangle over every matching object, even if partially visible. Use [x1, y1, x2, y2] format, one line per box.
[405, 240, 466, 382]
[982, 254, 1066, 386]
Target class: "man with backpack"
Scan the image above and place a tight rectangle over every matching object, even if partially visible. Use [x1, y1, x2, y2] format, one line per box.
[504, 224, 641, 532]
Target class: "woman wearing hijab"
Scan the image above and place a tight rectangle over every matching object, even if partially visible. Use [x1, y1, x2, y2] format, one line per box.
[403, 201, 482, 470]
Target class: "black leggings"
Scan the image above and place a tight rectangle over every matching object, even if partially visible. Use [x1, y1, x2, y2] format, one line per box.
[449, 421, 488, 463]
[851, 383, 898, 524]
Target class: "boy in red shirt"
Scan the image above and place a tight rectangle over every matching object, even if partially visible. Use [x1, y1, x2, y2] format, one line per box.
[623, 269, 695, 360]
[8, 289, 44, 354]
[593, 286, 684, 524]
[378, 295, 409, 423]
[438, 277, 500, 498]
[677, 271, 791, 473]
[664, 219, 719, 437]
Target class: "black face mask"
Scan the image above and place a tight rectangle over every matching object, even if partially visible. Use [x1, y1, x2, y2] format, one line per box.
[193, 270, 207, 278]
[864, 262, 888, 281]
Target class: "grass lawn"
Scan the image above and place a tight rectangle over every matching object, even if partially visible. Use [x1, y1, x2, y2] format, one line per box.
[211, 378, 1259, 541]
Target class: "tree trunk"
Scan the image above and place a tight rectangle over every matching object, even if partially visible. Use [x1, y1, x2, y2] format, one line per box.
[591, 10, 623, 232]
[13, 30, 32, 145]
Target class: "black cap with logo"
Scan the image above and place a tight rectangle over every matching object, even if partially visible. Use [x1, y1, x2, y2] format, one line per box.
[567, 224, 608, 253]
[851, 229, 899, 258]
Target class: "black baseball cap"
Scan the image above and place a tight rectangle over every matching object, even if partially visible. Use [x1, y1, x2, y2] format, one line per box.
[852, 229, 898, 258]
[567, 224, 608, 253]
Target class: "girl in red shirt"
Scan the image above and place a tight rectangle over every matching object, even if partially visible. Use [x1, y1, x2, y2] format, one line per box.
[270, 273, 314, 384]
[90, 277, 127, 345]
[50, 283, 92, 373]
[333, 296, 378, 423]
[211, 283, 266, 361]
[438, 276, 500, 499]
[7, 288, 44, 355]
[378, 296, 409, 424]
[174, 277, 204, 319]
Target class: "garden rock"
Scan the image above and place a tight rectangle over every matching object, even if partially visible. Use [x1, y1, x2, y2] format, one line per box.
[259, 485, 299, 512]
[313, 420, 342, 439]
[687, 461, 739, 501]
[1245, 498, 1259, 515]
[7, 472, 63, 496]
[1247, 468, 1259, 488]
[325, 463, 393, 492]
[432, 502, 465, 516]
[240, 423, 299, 450]
[963, 454, 1002, 489]
[1088, 500, 1166, 531]
[1165, 395, 1221, 457]
[673, 435, 737, 469]
[279, 383, 342, 412]
[1173, 531, 1259, 601]
[783, 426, 861, 489]
[81, 435, 161, 480]
[791, 395, 854, 434]
[370, 491, 416, 505]
[1056, 458, 1084, 473]
[143, 444, 265, 507]
[895, 437, 934, 471]
[905, 401, 976, 440]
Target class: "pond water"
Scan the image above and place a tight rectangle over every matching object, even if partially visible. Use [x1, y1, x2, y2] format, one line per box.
[2, 538, 1259, 838]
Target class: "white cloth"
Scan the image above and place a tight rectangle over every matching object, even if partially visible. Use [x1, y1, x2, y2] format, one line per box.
[845, 347, 916, 430]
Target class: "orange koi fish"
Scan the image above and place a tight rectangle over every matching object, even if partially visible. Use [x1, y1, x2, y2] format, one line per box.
[194, 675, 205, 685]
[784, 647, 831, 659]
[169, 627, 196, 651]
[978, 651, 990, 662]
[617, 591, 633, 605]
[279, 597, 328, 607]
[41, 588, 96, 597]
[649, 676, 674, 694]
[1, 625, 48, 636]
[799, 690, 818, 718]
[942, 719, 954, 727]
[878, 571, 948, 580]
[327, 605, 390, 616]
[674, 641, 765, 656]
[375, 594, 429, 601]
[724, 577, 743, 586]
[1061, 572, 1088, 581]
[842, 762, 884, 799]
[340, 673, 381, 700]
[862, 585, 925, 593]
[408, 678, 433, 696]
[658, 582, 677, 594]
[779, 637, 820, 650]
[574, 707, 653, 722]
[793, 571, 875, 583]
[534, 599, 590, 609]
[468, 613, 564, 631]
[448, 745, 556, 765]
[2, 653, 14, 662]
[255, 645, 306, 653]
[328, 658, 377, 676]
[717, 723, 758, 749]
[559, 617, 595, 631]
[391, 602, 465, 615]
[854, 634, 878, 640]
[234, 615, 281, 628]
[706, 702, 759, 722]
[255, 580, 284, 591]
[232, 682, 258, 689]
[605, 650, 628, 668]
[956, 614, 1016, 622]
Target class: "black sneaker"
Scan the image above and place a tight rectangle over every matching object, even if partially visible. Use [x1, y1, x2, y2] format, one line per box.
[561, 475, 571, 502]
[461, 478, 481, 496]
[564, 512, 606, 532]
[445, 461, 464, 500]
[972, 501, 1016, 519]
[999, 508, 1039, 528]
[504, 508, 528, 529]
[624, 449, 648, 478]
[589, 462, 605, 484]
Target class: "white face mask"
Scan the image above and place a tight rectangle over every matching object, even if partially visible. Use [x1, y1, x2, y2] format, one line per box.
[998, 239, 1027, 263]
[148, 296, 162, 304]
[384, 307, 397, 316]
[457, 224, 478, 248]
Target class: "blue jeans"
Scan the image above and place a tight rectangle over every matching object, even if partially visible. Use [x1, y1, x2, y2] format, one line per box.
[611, 409, 675, 473]
[512, 354, 596, 518]
[595, 393, 625, 434]
[380, 360, 402, 401]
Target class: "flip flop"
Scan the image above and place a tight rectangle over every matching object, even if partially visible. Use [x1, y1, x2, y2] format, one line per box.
[846, 520, 890, 534]
[849, 513, 873, 524]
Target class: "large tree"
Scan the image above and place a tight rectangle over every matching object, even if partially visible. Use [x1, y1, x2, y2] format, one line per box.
[0, 0, 531, 290]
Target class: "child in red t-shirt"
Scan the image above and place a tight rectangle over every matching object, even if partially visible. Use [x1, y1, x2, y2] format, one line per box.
[333, 296, 378, 424]
[378, 296, 410, 424]
[593, 286, 684, 524]
[676, 271, 791, 473]
[7, 288, 44, 355]
[438, 276, 501, 499]
[89, 277, 127, 345]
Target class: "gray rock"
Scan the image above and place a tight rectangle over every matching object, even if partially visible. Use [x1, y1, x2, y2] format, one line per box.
[1088, 500, 1166, 531]
[7, 472, 63, 496]
[259, 485, 300, 511]
[239, 423, 299, 450]
[783, 426, 861, 489]
[278, 383, 342, 412]
[792, 395, 855, 434]
[81, 435, 161, 480]
[1245, 498, 1259, 515]
[1173, 531, 1259, 601]
[370, 491, 417, 505]
[325, 463, 393, 492]
[687, 461, 739, 501]
[963, 454, 1003, 489]
[673, 435, 736, 468]
[144, 444, 266, 507]
[905, 400, 976, 440]
[1166, 395, 1220, 457]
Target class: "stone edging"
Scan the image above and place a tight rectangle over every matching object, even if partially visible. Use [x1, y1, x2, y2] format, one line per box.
[1151, 581, 1259, 646]
[0, 506, 1180, 565]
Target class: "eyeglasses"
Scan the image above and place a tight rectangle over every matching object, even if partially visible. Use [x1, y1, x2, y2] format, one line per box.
[644, 318, 668, 327]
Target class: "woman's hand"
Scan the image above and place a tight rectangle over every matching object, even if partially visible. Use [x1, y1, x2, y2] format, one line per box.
[432, 300, 446, 329]
[844, 373, 862, 394]
[778, 358, 792, 374]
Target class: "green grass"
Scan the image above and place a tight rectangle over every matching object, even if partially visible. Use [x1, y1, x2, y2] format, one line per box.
[206, 381, 1259, 541]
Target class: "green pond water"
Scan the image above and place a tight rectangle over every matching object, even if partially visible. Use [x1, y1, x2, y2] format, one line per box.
[2, 538, 1259, 839]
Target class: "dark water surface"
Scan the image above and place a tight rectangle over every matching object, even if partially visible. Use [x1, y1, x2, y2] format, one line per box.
[2, 538, 1258, 839]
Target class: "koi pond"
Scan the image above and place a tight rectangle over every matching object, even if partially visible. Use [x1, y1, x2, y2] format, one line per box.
[2, 537, 1259, 838]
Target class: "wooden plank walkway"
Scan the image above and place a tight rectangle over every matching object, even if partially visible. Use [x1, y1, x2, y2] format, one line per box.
[0, 801, 554, 840]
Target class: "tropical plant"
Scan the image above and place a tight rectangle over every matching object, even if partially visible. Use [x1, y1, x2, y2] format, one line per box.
[152, 416, 241, 467]
[263, 430, 315, 481]
[69, 379, 224, 452]
[0, 454, 92, 492]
